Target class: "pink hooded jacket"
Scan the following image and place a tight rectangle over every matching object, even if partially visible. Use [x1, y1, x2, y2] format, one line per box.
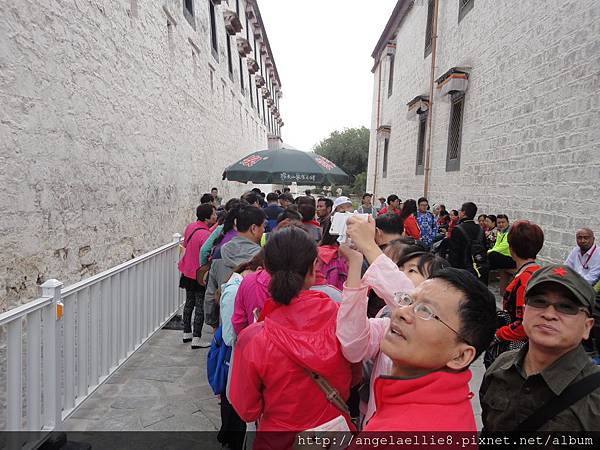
[336, 253, 414, 424]
[177, 221, 211, 280]
[231, 268, 271, 336]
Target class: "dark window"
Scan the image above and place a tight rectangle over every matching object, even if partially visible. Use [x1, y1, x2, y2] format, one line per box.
[415, 112, 428, 175]
[183, 0, 195, 29]
[262, 98, 266, 125]
[424, 0, 434, 57]
[458, 0, 474, 22]
[446, 93, 465, 172]
[236, 0, 240, 14]
[226, 34, 233, 79]
[239, 56, 245, 93]
[209, 1, 218, 60]
[249, 73, 254, 108]
[382, 138, 389, 178]
[257, 84, 261, 117]
[387, 55, 395, 98]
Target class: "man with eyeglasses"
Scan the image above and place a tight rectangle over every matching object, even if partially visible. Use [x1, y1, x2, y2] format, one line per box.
[480, 265, 600, 432]
[339, 216, 498, 431]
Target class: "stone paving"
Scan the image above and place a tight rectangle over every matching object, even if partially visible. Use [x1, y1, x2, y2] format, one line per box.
[61, 325, 487, 432]
[61, 326, 219, 432]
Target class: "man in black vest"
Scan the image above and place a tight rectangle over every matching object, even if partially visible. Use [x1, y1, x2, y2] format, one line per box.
[448, 201, 489, 284]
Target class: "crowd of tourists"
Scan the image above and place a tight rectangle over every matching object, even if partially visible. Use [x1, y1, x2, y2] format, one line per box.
[177, 188, 600, 447]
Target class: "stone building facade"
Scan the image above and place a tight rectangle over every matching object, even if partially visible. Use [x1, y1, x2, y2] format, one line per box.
[367, 0, 600, 263]
[0, 0, 284, 311]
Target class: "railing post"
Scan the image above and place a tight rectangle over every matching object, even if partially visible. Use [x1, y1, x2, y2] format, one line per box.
[41, 279, 63, 430]
[173, 233, 182, 315]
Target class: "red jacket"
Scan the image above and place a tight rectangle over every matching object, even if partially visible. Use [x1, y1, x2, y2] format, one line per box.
[403, 215, 421, 240]
[364, 370, 476, 431]
[229, 290, 353, 441]
[497, 263, 541, 341]
[378, 206, 401, 216]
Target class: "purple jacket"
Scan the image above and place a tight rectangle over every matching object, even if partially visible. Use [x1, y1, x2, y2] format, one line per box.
[232, 268, 271, 336]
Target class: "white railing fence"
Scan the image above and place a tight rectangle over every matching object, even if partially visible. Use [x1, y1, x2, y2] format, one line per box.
[0, 233, 184, 432]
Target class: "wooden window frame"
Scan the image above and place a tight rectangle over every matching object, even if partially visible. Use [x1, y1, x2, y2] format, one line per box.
[209, 1, 219, 61]
[458, 0, 475, 23]
[446, 92, 465, 172]
[424, 0, 434, 57]
[382, 137, 390, 179]
[415, 112, 428, 175]
[387, 54, 395, 98]
[183, 0, 195, 29]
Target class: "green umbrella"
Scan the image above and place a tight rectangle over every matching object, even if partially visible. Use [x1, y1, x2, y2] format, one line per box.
[222, 148, 351, 186]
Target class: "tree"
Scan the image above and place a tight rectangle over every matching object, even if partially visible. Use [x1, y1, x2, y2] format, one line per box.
[351, 171, 367, 195]
[313, 127, 370, 178]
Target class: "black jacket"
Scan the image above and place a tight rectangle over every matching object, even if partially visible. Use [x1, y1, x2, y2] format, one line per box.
[448, 219, 486, 271]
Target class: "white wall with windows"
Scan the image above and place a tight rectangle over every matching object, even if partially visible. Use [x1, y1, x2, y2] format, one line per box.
[367, 0, 600, 262]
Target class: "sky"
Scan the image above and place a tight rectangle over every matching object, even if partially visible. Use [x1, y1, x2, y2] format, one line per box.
[257, 0, 398, 150]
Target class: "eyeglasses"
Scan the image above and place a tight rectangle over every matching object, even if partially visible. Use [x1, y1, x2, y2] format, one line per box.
[394, 292, 470, 344]
[525, 296, 590, 316]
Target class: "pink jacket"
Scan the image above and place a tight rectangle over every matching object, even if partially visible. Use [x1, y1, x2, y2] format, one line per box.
[177, 221, 211, 280]
[336, 253, 415, 424]
[316, 245, 348, 290]
[231, 268, 271, 336]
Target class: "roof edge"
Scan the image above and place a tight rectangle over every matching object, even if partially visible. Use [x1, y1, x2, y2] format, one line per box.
[249, 0, 281, 88]
[371, 0, 413, 70]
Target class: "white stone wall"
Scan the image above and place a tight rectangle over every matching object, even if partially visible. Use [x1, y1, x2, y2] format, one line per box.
[0, 0, 281, 310]
[367, 0, 600, 262]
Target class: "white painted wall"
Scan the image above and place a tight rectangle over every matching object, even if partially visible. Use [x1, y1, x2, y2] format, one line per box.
[0, 0, 282, 310]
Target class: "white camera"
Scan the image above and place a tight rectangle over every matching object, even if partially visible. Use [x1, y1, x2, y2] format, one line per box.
[329, 212, 370, 243]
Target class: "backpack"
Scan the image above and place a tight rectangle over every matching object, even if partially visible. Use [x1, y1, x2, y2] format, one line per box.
[317, 257, 348, 291]
[206, 326, 232, 395]
[456, 224, 489, 282]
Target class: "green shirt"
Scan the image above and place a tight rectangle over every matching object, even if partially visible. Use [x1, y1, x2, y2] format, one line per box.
[488, 228, 511, 257]
[480, 344, 600, 431]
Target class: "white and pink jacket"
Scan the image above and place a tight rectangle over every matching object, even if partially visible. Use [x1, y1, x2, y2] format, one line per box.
[336, 253, 415, 425]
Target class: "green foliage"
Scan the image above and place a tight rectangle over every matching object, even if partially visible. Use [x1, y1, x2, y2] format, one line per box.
[351, 172, 367, 195]
[313, 127, 370, 178]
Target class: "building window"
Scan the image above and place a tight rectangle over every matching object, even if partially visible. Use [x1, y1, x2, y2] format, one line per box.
[183, 0, 195, 29]
[249, 73, 254, 108]
[239, 56, 245, 93]
[382, 138, 389, 178]
[415, 112, 428, 175]
[446, 93, 465, 172]
[458, 0, 474, 22]
[226, 34, 233, 80]
[387, 54, 395, 98]
[424, 0, 434, 57]
[257, 85, 261, 117]
[209, 1, 218, 60]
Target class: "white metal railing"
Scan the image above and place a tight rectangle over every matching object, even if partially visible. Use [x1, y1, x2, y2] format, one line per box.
[0, 233, 184, 432]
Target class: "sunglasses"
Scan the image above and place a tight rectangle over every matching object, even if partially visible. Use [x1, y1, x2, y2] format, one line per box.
[525, 296, 590, 316]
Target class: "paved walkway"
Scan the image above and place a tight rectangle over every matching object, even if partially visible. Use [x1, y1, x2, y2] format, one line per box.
[62, 326, 220, 431]
[61, 324, 487, 432]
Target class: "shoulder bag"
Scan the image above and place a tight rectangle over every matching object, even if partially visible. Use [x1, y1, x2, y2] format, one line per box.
[515, 372, 600, 431]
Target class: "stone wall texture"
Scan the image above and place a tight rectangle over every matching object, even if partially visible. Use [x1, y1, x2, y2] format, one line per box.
[0, 0, 281, 311]
[367, 0, 600, 263]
